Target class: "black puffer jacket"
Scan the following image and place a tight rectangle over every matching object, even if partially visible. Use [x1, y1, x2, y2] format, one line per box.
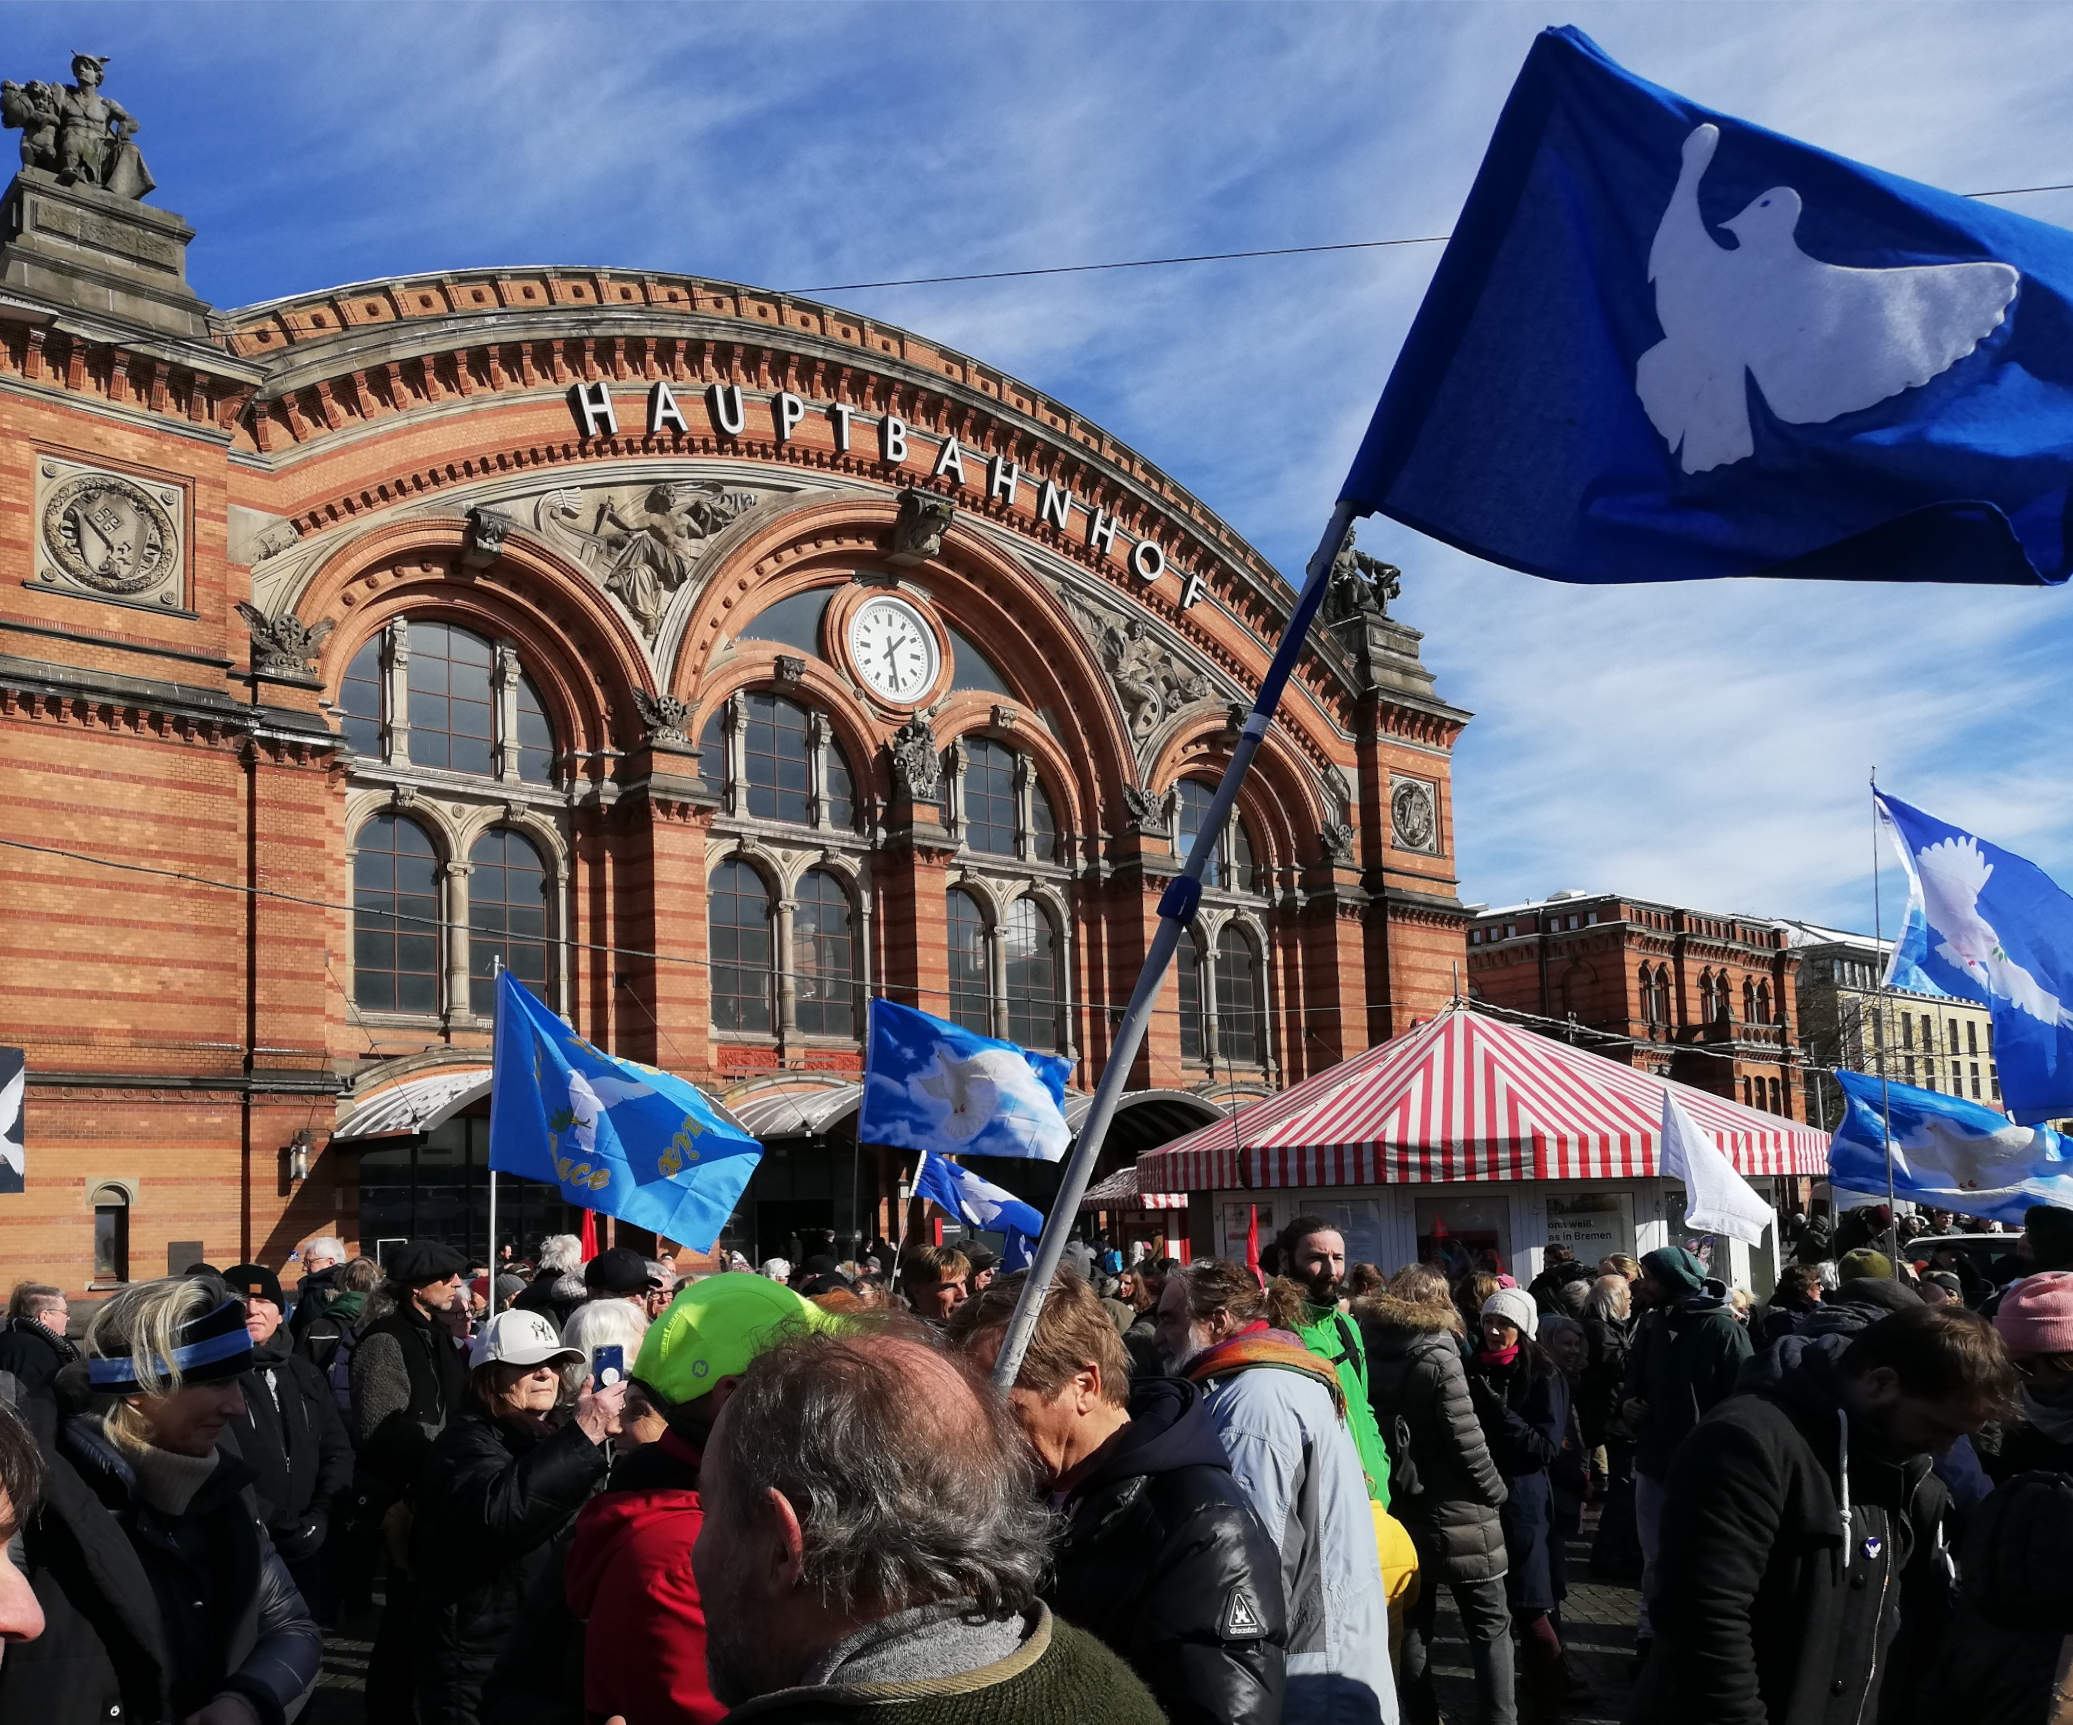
[1361, 1294, 1507, 1584]
[0, 1411, 321, 1725]
[1916, 1470, 2073, 1725]
[1579, 1309, 1633, 1448]
[1048, 1375, 1287, 1725]
[225, 1337, 355, 1562]
[1628, 1339, 1951, 1725]
[0, 1314, 77, 1450]
[409, 1408, 612, 1725]
[1623, 1278, 1751, 1478]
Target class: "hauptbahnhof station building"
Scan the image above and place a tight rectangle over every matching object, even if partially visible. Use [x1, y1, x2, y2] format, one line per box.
[0, 104, 1471, 1290]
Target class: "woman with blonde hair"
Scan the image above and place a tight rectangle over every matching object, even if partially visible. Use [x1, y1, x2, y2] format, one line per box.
[0, 1274, 320, 1725]
[1580, 1272, 1641, 1582]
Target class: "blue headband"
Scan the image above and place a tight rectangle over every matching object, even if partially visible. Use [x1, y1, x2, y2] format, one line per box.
[88, 1297, 253, 1394]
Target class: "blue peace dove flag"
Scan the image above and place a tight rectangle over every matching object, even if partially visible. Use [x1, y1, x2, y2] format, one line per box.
[859, 998, 1073, 1162]
[913, 1151, 1047, 1271]
[488, 971, 764, 1250]
[1877, 792, 2073, 1125]
[1341, 26, 2073, 586]
[1829, 1068, 2073, 1224]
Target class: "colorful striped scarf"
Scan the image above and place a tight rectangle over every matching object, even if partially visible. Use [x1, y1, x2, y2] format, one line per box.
[1182, 1322, 1346, 1414]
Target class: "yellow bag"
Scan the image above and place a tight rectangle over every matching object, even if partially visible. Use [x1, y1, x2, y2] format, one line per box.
[1372, 1502, 1421, 1668]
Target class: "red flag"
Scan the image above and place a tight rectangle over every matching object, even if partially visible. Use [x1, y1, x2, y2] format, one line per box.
[1244, 1204, 1261, 1286]
[579, 1208, 598, 1260]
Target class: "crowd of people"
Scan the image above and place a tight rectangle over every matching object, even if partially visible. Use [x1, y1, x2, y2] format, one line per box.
[0, 1199, 2064, 1724]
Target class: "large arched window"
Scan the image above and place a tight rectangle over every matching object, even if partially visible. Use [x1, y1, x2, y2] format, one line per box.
[468, 828, 551, 1015]
[1742, 977, 1758, 1025]
[794, 869, 858, 1039]
[962, 738, 1018, 856]
[1173, 779, 1259, 893]
[335, 617, 558, 784]
[710, 861, 774, 1032]
[1030, 778, 1058, 864]
[947, 889, 991, 1035]
[354, 814, 440, 1012]
[1003, 898, 1060, 1051]
[1216, 926, 1264, 1066]
[1177, 937, 1205, 1062]
[702, 692, 860, 833]
[1755, 980, 1773, 1026]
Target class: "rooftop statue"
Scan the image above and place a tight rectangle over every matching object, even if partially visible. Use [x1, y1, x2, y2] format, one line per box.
[3, 53, 153, 199]
[1321, 525, 1401, 626]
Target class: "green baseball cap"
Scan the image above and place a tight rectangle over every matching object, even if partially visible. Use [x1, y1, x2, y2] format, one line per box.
[633, 1272, 831, 1406]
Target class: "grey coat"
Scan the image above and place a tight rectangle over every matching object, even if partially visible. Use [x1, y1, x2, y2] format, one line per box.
[1360, 1296, 1508, 1585]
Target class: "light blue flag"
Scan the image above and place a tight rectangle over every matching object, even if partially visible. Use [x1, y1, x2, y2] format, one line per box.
[1830, 1068, 2073, 1224]
[1341, 26, 2073, 587]
[488, 971, 763, 1250]
[860, 998, 1073, 1162]
[913, 1151, 1047, 1273]
[1877, 793, 2073, 1124]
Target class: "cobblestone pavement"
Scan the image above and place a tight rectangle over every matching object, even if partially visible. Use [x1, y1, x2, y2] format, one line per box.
[306, 1512, 1644, 1725]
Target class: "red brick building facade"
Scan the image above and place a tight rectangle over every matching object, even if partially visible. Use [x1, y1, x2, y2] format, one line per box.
[1466, 892, 1803, 1116]
[0, 167, 1473, 1291]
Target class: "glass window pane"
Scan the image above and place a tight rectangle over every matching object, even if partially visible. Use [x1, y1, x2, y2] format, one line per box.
[355, 814, 441, 1013]
[944, 620, 1016, 699]
[1216, 928, 1261, 1066]
[1178, 941, 1204, 1062]
[825, 742, 856, 832]
[739, 587, 832, 656]
[710, 860, 773, 1032]
[947, 890, 991, 1035]
[963, 738, 1017, 856]
[742, 694, 812, 826]
[1174, 780, 1221, 888]
[469, 828, 553, 1016]
[700, 713, 726, 787]
[340, 637, 382, 755]
[1003, 899, 1059, 1052]
[1231, 818, 1256, 894]
[794, 870, 857, 1039]
[405, 621, 499, 779]
[1030, 778, 1057, 864]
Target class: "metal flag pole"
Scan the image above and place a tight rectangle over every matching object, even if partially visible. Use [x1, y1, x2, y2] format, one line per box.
[1868, 774, 1900, 1278]
[488, 955, 502, 1292]
[992, 496, 1358, 1388]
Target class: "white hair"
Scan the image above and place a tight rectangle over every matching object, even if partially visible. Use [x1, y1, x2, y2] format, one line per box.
[560, 1296, 650, 1390]
[300, 1237, 346, 1267]
[760, 1257, 792, 1284]
[537, 1234, 583, 1276]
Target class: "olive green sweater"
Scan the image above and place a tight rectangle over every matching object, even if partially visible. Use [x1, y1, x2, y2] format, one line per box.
[720, 1605, 1167, 1725]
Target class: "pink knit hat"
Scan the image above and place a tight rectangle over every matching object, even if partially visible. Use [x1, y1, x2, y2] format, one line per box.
[1994, 1271, 2073, 1357]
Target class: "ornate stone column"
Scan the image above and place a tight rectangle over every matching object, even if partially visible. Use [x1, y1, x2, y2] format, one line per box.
[441, 859, 474, 1024]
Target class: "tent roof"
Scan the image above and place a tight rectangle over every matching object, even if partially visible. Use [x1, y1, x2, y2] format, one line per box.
[1135, 1007, 1829, 1192]
[1079, 1163, 1189, 1212]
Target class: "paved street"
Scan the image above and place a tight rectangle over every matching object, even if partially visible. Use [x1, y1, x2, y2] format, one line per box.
[305, 1507, 1642, 1725]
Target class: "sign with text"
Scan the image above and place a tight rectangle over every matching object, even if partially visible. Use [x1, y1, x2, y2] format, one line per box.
[0, 1047, 22, 1194]
[1543, 1191, 1632, 1264]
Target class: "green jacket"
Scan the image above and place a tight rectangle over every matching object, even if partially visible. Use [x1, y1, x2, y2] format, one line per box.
[719, 1605, 1166, 1725]
[1295, 1302, 1391, 1508]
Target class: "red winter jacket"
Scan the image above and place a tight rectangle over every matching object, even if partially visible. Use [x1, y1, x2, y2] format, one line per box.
[564, 1429, 722, 1725]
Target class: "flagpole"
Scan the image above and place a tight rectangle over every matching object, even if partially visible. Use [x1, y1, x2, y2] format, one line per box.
[991, 497, 1359, 1389]
[488, 955, 501, 1293]
[1869, 775, 1900, 1279]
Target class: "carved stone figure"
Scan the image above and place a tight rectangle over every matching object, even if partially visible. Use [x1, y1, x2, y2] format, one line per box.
[533, 480, 754, 636]
[1084, 610, 1214, 741]
[461, 506, 514, 572]
[1120, 786, 1167, 833]
[3, 55, 152, 198]
[235, 603, 334, 679]
[1319, 822, 1358, 867]
[1321, 526, 1401, 626]
[888, 715, 943, 802]
[1390, 778, 1439, 853]
[888, 487, 955, 566]
[631, 688, 694, 749]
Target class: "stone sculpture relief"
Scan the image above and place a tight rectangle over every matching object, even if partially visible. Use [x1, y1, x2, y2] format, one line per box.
[1320, 821, 1358, 867]
[1061, 588, 1215, 744]
[888, 487, 955, 565]
[36, 460, 182, 608]
[235, 603, 333, 680]
[888, 714, 943, 802]
[3, 54, 152, 198]
[533, 480, 757, 637]
[631, 688, 695, 749]
[1321, 525, 1401, 626]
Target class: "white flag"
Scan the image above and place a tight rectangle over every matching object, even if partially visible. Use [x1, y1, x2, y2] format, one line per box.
[1661, 1092, 1773, 1245]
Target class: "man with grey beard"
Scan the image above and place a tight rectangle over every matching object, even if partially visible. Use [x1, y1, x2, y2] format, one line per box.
[690, 1322, 1165, 1723]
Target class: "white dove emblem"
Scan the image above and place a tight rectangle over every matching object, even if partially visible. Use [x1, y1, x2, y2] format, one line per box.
[912, 1048, 1069, 1158]
[1637, 124, 2020, 473]
[1914, 834, 2073, 1027]
[0, 1060, 22, 1183]
[1903, 1112, 2054, 1192]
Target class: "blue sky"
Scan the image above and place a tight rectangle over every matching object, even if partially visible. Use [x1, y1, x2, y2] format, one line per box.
[18, 1, 2073, 935]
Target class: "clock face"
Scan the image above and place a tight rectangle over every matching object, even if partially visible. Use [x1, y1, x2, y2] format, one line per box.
[846, 595, 941, 703]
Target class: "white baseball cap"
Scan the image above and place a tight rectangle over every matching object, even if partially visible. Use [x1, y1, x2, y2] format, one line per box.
[468, 1308, 582, 1371]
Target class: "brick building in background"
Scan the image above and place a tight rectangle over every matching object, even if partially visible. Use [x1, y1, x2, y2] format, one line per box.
[1466, 891, 1803, 1115]
[0, 133, 1472, 1292]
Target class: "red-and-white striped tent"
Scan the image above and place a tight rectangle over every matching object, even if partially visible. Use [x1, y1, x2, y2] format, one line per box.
[1079, 1162, 1189, 1212]
[1135, 1007, 1830, 1192]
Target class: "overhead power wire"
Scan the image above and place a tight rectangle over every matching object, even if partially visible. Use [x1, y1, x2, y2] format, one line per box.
[795, 179, 2073, 296]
